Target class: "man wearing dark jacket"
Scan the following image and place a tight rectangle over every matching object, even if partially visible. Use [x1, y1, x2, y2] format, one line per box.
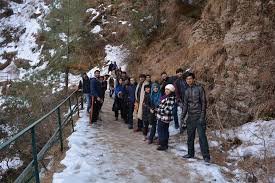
[126, 78, 136, 129]
[89, 70, 102, 123]
[174, 68, 188, 130]
[79, 73, 90, 104]
[159, 72, 174, 96]
[182, 72, 210, 162]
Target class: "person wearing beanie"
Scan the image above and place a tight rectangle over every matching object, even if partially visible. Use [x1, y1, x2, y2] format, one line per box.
[181, 72, 210, 162]
[142, 84, 151, 140]
[155, 84, 176, 151]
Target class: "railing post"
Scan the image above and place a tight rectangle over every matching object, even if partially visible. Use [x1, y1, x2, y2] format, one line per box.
[68, 97, 74, 132]
[31, 127, 40, 183]
[57, 107, 63, 152]
[76, 93, 80, 117]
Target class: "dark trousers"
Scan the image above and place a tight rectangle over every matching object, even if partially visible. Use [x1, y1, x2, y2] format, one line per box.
[157, 120, 169, 148]
[128, 102, 134, 128]
[89, 96, 100, 122]
[187, 115, 210, 159]
[138, 119, 143, 130]
[143, 120, 149, 136]
[148, 116, 157, 141]
[173, 103, 179, 129]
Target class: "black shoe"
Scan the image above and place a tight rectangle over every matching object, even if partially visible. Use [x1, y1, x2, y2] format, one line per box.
[204, 157, 210, 163]
[128, 126, 133, 129]
[115, 117, 118, 121]
[157, 146, 167, 151]
[148, 140, 153, 144]
[182, 154, 194, 159]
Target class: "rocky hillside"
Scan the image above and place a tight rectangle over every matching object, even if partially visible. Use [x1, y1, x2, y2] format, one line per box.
[127, 0, 275, 128]
[82, 0, 275, 127]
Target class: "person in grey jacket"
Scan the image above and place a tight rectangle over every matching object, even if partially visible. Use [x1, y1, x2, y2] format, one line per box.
[182, 72, 210, 162]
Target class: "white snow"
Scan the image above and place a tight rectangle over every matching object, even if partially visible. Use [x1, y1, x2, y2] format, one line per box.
[59, 33, 67, 43]
[86, 8, 100, 23]
[91, 25, 102, 34]
[0, 0, 49, 66]
[0, 156, 23, 175]
[0, 36, 5, 43]
[104, 44, 129, 71]
[52, 110, 114, 183]
[118, 20, 128, 25]
[49, 49, 56, 57]
[86, 44, 129, 78]
[213, 120, 275, 159]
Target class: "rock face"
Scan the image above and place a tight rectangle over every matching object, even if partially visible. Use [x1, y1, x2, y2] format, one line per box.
[128, 0, 275, 127]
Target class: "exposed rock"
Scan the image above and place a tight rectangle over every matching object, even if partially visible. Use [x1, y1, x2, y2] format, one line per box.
[128, 0, 275, 128]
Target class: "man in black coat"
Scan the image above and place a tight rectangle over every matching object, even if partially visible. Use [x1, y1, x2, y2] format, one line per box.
[181, 72, 210, 162]
[80, 73, 90, 105]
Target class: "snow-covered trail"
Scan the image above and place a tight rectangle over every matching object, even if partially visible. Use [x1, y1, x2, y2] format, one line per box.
[52, 97, 226, 183]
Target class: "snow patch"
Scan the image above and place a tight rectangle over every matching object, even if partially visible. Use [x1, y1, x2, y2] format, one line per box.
[91, 25, 102, 34]
[0, 157, 23, 175]
[118, 20, 128, 25]
[0, 0, 50, 66]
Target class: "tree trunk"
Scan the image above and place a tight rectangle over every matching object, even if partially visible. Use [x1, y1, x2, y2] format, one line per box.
[0, 60, 11, 70]
[65, 67, 69, 93]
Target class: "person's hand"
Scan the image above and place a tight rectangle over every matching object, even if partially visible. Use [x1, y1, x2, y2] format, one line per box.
[150, 109, 154, 113]
[97, 97, 101, 101]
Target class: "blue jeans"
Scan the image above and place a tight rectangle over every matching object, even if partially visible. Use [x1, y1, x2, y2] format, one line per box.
[173, 103, 179, 129]
[83, 93, 90, 104]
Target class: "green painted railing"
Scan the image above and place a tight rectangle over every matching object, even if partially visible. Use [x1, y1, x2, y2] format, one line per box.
[0, 89, 82, 183]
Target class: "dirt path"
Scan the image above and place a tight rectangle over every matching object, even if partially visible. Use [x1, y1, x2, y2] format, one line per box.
[51, 97, 222, 183]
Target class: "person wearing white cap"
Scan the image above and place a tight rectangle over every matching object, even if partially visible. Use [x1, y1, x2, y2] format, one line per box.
[155, 84, 176, 151]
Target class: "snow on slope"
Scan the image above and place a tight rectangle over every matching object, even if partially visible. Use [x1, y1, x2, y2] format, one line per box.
[0, 0, 49, 66]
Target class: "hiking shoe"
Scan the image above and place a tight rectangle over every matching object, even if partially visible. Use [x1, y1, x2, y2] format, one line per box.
[157, 146, 167, 151]
[182, 154, 194, 159]
[133, 128, 142, 132]
[204, 157, 211, 163]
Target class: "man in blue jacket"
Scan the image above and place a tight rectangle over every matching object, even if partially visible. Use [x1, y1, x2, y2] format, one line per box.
[126, 77, 137, 129]
[88, 70, 102, 123]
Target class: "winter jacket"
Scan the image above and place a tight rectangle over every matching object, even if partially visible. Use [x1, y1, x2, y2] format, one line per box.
[182, 84, 207, 120]
[174, 78, 187, 102]
[135, 81, 143, 102]
[90, 77, 101, 97]
[101, 80, 108, 92]
[115, 84, 125, 97]
[142, 92, 151, 121]
[150, 83, 161, 109]
[109, 78, 115, 88]
[126, 84, 136, 104]
[82, 77, 90, 94]
[136, 81, 149, 120]
[156, 95, 175, 123]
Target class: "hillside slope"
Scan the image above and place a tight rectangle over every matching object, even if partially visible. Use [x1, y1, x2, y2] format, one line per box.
[127, 0, 275, 127]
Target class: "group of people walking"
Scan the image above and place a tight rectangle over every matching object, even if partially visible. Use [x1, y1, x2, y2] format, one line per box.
[79, 67, 211, 163]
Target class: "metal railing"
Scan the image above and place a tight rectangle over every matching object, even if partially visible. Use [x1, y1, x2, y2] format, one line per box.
[0, 89, 82, 183]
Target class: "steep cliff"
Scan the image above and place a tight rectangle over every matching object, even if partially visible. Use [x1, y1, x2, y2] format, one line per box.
[128, 0, 275, 127]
